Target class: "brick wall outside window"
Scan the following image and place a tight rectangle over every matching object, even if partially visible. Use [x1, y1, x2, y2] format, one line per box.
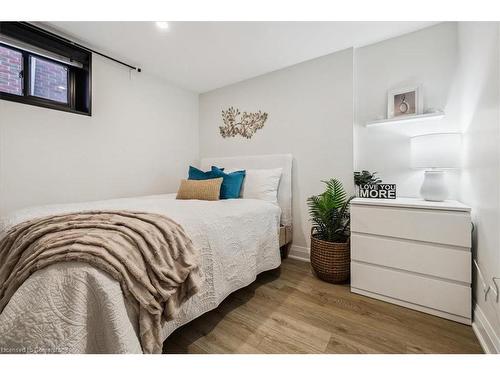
[0, 44, 23, 95]
[31, 57, 68, 103]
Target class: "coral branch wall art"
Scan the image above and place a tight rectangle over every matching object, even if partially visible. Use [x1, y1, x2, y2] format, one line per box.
[219, 106, 268, 139]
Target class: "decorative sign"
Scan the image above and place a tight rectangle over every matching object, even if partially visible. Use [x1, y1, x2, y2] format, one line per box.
[359, 184, 397, 199]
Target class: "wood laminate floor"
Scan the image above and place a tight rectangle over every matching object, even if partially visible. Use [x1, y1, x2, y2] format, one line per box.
[163, 258, 483, 354]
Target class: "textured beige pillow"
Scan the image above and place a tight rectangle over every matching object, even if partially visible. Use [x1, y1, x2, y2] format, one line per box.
[176, 178, 223, 201]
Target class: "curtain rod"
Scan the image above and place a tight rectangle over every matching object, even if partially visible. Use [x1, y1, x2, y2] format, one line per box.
[21, 22, 142, 72]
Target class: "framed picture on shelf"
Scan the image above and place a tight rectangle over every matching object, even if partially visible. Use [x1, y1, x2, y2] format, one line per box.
[387, 86, 423, 118]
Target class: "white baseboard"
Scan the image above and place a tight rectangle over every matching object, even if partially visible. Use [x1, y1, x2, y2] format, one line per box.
[288, 245, 309, 262]
[472, 303, 500, 354]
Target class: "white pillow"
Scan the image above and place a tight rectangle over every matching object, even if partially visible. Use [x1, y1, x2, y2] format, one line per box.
[226, 168, 282, 204]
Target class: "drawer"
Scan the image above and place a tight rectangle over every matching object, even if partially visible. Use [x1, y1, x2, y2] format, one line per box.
[351, 262, 471, 319]
[351, 233, 471, 283]
[351, 204, 471, 247]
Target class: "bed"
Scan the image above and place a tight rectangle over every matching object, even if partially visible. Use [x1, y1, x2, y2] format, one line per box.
[0, 154, 292, 354]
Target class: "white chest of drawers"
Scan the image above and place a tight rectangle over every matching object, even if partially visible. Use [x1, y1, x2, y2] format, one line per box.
[350, 197, 472, 325]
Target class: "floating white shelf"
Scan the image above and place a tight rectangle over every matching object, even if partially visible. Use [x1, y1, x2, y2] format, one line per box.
[366, 111, 445, 127]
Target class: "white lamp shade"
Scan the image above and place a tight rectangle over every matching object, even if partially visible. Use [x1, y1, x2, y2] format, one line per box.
[411, 133, 462, 169]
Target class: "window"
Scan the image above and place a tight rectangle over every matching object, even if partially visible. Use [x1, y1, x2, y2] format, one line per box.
[0, 22, 91, 115]
[0, 44, 23, 96]
[29, 56, 69, 103]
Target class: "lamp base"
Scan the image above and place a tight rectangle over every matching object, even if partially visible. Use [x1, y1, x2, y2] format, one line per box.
[420, 170, 448, 202]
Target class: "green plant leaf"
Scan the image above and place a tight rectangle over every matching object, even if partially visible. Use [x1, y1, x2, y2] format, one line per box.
[307, 179, 354, 243]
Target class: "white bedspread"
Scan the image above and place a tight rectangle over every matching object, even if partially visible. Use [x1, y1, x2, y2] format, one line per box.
[0, 194, 281, 354]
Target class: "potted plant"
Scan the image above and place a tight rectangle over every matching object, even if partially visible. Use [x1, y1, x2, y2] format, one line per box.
[307, 178, 354, 283]
[354, 170, 382, 196]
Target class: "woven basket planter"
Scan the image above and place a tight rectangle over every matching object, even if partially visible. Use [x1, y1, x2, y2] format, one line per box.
[310, 231, 350, 284]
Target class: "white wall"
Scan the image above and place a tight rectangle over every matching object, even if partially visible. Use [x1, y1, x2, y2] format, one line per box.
[199, 49, 354, 252]
[457, 22, 500, 353]
[354, 23, 460, 198]
[0, 55, 199, 215]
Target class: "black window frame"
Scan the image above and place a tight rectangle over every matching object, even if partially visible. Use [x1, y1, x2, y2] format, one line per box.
[0, 22, 92, 116]
[0, 42, 89, 115]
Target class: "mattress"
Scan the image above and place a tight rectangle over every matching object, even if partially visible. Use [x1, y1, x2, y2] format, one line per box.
[0, 194, 282, 353]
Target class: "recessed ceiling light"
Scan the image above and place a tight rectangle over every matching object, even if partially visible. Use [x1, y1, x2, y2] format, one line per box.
[156, 22, 169, 30]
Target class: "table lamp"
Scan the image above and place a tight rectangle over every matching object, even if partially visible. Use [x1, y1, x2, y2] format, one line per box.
[410, 133, 462, 201]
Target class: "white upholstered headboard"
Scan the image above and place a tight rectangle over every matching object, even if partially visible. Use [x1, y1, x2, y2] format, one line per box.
[200, 154, 293, 227]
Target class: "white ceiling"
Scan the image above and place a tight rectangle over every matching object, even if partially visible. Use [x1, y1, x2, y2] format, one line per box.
[44, 21, 438, 93]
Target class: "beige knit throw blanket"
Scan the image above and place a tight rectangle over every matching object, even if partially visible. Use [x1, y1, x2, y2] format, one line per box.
[0, 211, 201, 354]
